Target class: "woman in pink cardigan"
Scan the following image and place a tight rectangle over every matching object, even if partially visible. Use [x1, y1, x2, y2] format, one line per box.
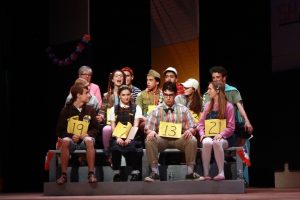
[198, 81, 235, 181]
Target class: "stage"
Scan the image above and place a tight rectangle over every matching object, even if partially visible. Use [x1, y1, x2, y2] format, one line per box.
[0, 188, 300, 200]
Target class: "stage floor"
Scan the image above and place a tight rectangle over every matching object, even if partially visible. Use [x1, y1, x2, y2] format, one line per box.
[0, 188, 300, 200]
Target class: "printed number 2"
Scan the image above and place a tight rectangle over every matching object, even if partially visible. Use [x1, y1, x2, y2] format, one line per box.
[208, 121, 216, 134]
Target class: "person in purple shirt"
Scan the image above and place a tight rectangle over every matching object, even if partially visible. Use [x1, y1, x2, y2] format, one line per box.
[198, 80, 235, 181]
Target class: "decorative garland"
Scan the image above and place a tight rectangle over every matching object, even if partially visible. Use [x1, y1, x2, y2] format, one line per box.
[46, 34, 91, 66]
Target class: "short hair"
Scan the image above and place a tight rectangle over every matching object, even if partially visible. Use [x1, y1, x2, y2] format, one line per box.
[78, 65, 93, 75]
[162, 81, 177, 94]
[209, 66, 227, 77]
[118, 85, 131, 95]
[74, 78, 89, 87]
[70, 83, 88, 99]
[155, 77, 161, 86]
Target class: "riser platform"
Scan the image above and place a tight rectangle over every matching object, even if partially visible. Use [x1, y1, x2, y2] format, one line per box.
[44, 180, 245, 195]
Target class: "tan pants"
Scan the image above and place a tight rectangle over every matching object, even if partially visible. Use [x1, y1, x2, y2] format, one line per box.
[145, 135, 198, 166]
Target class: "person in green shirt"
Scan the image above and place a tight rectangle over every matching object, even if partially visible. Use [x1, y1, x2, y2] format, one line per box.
[135, 69, 163, 135]
[202, 66, 253, 147]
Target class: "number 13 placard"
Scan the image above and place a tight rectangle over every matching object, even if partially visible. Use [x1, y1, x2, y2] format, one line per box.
[158, 121, 182, 139]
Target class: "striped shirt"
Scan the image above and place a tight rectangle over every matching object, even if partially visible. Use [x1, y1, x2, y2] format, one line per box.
[131, 85, 141, 101]
[145, 102, 196, 133]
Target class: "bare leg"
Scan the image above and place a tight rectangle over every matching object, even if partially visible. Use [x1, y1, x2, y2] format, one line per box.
[60, 138, 71, 173]
[56, 138, 71, 184]
[85, 137, 95, 172]
[85, 137, 97, 183]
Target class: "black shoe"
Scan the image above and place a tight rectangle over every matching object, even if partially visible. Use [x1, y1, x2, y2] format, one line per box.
[130, 173, 140, 181]
[113, 173, 121, 182]
[105, 155, 112, 166]
[225, 155, 236, 162]
[144, 172, 160, 182]
[185, 172, 204, 181]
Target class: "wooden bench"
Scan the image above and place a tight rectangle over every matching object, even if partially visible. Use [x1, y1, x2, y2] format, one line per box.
[48, 147, 244, 182]
[157, 147, 244, 181]
[45, 147, 245, 195]
[48, 149, 106, 182]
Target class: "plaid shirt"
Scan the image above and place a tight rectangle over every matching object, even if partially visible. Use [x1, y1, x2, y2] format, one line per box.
[145, 102, 195, 133]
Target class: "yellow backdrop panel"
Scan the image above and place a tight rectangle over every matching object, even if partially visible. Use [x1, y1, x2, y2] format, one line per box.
[151, 39, 200, 89]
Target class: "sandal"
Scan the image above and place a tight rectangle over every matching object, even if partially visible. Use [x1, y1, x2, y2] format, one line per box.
[88, 173, 97, 183]
[56, 174, 67, 185]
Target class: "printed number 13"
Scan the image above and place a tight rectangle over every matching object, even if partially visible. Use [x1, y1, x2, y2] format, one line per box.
[164, 125, 176, 136]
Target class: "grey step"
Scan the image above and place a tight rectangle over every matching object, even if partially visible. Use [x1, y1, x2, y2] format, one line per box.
[44, 180, 245, 195]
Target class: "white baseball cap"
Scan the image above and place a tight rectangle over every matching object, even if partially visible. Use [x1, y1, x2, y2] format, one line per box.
[181, 78, 199, 90]
[163, 67, 178, 76]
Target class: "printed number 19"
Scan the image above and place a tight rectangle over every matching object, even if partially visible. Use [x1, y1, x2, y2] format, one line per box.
[76, 124, 84, 134]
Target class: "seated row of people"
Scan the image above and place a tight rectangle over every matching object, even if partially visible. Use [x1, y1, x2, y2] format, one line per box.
[70, 65, 253, 150]
[55, 78, 240, 184]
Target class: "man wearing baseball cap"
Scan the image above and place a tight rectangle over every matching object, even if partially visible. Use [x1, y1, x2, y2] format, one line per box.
[163, 67, 184, 95]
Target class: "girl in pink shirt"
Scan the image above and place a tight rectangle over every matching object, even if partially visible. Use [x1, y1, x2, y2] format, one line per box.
[198, 81, 235, 181]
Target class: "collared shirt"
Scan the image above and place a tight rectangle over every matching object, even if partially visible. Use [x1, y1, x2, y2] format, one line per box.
[108, 104, 143, 122]
[136, 89, 164, 116]
[119, 102, 130, 108]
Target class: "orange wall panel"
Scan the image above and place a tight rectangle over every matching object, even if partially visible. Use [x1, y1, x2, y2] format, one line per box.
[151, 39, 200, 89]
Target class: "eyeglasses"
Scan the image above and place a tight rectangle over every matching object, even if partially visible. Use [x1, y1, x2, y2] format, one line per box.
[163, 93, 175, 98]
[114, 74, 124, 78]
[80, 73, 92, 76]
